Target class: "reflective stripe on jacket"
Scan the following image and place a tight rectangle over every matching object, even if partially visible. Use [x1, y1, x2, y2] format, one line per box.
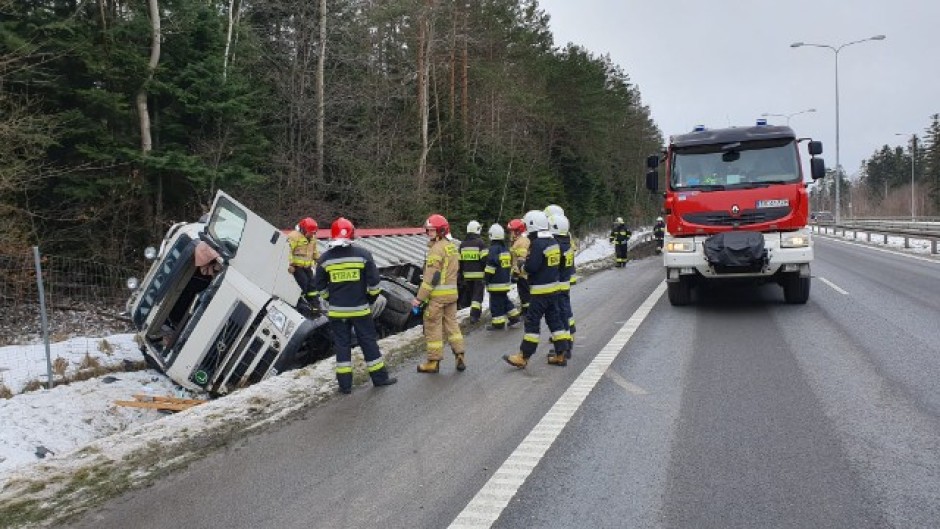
[524, 231, 561, 295]
[459, 234, 488, 280]
[484, 241, 513, 292]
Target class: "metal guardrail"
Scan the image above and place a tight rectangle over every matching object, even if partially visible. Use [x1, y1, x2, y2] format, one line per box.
[811, 220, 940, 255]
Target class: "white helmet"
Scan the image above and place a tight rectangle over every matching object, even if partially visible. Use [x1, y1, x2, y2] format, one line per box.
[615, 216, 624, 223]
[523, 210, 550, 233]
[488, 223, 505, 241]
[550, 214, 570, 236]
[466, 220, 482, 235]
[544, 204, 565, 219]
[656, 216, 663, 222]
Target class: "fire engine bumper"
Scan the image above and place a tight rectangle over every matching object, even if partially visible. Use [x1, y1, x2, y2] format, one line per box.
[663, 229, 813, 282]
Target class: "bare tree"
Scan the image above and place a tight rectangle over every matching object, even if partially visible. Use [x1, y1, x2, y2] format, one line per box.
[316, 0, 326, 183]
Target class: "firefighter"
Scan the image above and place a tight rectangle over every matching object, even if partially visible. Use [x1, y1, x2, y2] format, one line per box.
[654, 216, 666, 252]
[508, 218, 530, 314]
[503, 210, 571, 369]
[458, 220, 488, 323]
[549, 213, 576, 364]
[610, 216, 632, 268]
[286, 217, 321, 304]
[545, 204, 579, 287]
[483, 223, 520, 331]
[413, 214, 466, 373]
[310, 218, 397, 394]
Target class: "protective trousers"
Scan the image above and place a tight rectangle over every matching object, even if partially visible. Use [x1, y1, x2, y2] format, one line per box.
[293, 267, 315, 294]
[488, 291, 518, 328]
[557, 291, 575, 335]
[516, 277, 531, 313]
[424, 298, 464, 361]
[330, 316, 391, 392]
[519, 293, 571, 359]
[615, 244, 629, 267]
[458, 280, 485, 321]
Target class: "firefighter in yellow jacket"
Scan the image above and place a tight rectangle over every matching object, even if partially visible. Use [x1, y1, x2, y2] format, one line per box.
[286, 217, 320, 302]
[508, 218, 531, 314]
[412, 213, 466, 373]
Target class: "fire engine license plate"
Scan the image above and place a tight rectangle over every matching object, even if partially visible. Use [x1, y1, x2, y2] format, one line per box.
[756, 199, 789, 208]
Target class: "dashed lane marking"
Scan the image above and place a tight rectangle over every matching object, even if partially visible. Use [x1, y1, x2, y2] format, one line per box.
[818, 276, 849, 295]
[448, 281, 666, 529]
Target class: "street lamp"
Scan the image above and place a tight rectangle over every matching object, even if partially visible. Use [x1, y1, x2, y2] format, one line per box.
[895, 132, 917, 220]
[761, 108, 816, 126]
[791, 34, 886, 224]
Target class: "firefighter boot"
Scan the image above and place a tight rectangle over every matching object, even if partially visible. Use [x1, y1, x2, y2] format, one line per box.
[455, 353, 466, 372]
[417, 359, 440, 373]
[548, 351, 567, 367]
[502, 353, 527, 369]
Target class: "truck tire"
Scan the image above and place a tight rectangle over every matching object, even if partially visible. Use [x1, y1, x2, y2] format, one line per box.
[783, 274, 810, 304]
[667, 277, 692, 306]
[377, 278, 417, 330]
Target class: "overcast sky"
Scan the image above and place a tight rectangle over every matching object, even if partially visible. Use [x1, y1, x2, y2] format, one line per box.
[538, 0, 938, 178]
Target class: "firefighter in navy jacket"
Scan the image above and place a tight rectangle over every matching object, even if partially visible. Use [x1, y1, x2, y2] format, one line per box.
[483, 224, 521, 330]
[503, 210, 572, 368]
[458, 220, 488, 323]
[311, 217, 397, 394]
[549, 213, 575, 365]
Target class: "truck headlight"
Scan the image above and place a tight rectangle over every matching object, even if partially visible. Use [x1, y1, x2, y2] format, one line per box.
[666, 240, 695, 253]
[781, 232, 810, 248]
[267, 307, 287, 331]
[126, 277, 139, 290]
[144, 246, 158, 260]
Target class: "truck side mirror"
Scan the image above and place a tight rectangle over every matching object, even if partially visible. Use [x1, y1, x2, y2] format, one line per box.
[646, 155, 660, 169]
[646, 170, 659, 192]
[808, 141, 823, 156]
[810, 158, 826, 180]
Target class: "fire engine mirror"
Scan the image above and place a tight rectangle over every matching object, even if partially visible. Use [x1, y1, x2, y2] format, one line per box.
[646, 155, 660, 169]
[810, 158, 826, 180]
[808, 140, 823, 156]
[646, 170, 659, 192]
[722, 150, 740, 163]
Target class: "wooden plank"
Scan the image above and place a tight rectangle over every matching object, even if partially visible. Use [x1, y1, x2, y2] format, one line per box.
[132, 394, 207, 405]
[114, 400, 194, 412]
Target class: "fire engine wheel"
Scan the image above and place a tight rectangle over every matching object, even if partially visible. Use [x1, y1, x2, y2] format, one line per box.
[667, 277, 692, 306]
[783, 274, 811, 304]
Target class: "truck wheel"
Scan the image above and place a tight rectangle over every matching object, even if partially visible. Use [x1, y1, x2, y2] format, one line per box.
[783, 274, 810, 304]
[377, 278, 417, 330]
[667, 277, 692, 306]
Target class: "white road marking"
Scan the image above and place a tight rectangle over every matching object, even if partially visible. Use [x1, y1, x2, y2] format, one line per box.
[817, 276, 849, 295]
[448, 281, 667, 529]
[816, 233, 940, 265]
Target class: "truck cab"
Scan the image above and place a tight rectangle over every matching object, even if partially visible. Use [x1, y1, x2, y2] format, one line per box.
[646, 122, 825, 305]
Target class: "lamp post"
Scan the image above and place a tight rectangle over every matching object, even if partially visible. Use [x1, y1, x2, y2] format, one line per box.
[895, 132, 916, 220]
[791, 35, 886, 224]
[761, 108, 816, 126]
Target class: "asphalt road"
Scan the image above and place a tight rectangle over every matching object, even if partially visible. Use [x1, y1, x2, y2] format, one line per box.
[67, 236, 940, 529]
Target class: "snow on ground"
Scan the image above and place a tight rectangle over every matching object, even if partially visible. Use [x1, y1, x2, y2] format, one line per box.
[0, 231, 625, 523]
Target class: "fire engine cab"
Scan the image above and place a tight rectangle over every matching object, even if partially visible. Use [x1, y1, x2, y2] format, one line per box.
[646, 120, 826, 305]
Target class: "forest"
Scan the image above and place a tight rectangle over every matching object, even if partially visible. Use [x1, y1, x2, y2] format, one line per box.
[1, 0, 662, 265]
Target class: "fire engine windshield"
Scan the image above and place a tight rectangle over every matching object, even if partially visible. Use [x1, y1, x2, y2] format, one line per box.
[671, 138, 799, 191]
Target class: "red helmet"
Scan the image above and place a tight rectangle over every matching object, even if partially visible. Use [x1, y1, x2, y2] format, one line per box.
[424, 214, 449, 237]
[507, 218, 526, 235]
[330, 217, 355, 240]
[298, 217, 318, 237]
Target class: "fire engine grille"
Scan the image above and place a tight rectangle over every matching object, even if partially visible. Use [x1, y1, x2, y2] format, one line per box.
[190, 301, 251, 387]
[683, 206, 790, 227]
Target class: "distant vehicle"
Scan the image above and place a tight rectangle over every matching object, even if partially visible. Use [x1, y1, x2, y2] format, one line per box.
[811, 211, 834, 223]
[646, 120, 826, 305]
[125, 190, 423, 395]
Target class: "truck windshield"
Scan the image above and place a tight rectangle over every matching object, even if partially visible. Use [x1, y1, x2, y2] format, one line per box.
[207, 197, 247, 256]
[671, 138, 799, 191]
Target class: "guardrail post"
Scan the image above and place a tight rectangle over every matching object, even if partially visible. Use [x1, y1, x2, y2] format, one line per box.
[33, 246, 54, 390]
[866, 232, 871, 242]
[853, 230, 857, 240]
[883, 234, 888, 244]
[905, 237, 910, 249]
[932, 239, 938, 254]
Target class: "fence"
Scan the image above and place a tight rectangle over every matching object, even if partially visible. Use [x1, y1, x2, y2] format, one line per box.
[0, 250, 144, 393]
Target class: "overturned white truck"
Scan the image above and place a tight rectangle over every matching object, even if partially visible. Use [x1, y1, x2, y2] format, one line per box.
[126, 191, 424, 395]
